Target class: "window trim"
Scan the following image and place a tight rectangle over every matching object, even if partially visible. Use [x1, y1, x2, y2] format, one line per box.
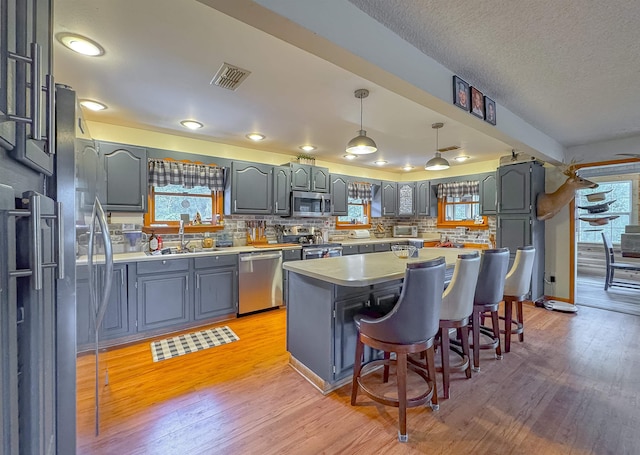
[335, 199, 372, 230]
[437, 197, 488, 229]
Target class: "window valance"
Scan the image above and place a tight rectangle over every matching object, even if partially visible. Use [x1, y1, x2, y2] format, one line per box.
[348, 182, 373, 202]
[437, 181, 479, 199]
[148, 159, 225, 191]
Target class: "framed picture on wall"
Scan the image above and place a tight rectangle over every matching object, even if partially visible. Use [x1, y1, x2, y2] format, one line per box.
[452, 76, 470, 111]
[484, 96, 496, 125]
[470, 86, 484, 119]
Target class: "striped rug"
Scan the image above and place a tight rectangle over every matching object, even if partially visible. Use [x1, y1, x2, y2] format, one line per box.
[150, 326, 239, 362]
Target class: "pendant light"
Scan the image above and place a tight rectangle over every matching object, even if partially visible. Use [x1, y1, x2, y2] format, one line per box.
[425, 122, 450, 171]
[346, 89, 377, 154]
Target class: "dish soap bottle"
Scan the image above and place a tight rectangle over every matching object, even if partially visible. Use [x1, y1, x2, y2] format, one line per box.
[149, 231, 159, 252]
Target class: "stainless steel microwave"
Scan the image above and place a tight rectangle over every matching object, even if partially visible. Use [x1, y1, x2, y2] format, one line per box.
[291, 191, 332, 217]
[393, 225, 418, 237]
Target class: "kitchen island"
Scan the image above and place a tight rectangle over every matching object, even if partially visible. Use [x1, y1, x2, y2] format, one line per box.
[283, 248, 475, 393]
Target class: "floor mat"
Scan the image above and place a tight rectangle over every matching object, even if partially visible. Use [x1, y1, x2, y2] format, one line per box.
[150, 326, 239, 362]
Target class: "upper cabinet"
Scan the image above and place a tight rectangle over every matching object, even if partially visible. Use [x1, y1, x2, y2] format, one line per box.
[273, 165, 291, 215]
[330, 175, 349, 216]
[416, 180, 432, 216]
[497, 161, 545, 214]
[479, 173, 497, 215]
[225, 161, 273, 214]
[289, 163, 329, 193]
[1, 0, 55, 175]
[99, 141, 148, 212]
[397, 182, 416, 216]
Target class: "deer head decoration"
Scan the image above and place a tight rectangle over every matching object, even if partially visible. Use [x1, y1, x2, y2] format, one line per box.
[536, 161, 598, 221]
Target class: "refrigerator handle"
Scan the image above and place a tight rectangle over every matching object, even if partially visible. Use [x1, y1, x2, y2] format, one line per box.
[93, 199, 113, 330]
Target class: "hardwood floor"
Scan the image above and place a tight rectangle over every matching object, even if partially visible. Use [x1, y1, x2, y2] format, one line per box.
[77, 305, 640, 454]
[576, 274, 640, 316]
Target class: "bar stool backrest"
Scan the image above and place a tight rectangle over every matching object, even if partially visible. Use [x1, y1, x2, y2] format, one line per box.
[359, 257, 446, 344]
[474, 248, 510, 305]
[503, 246, 536, 297]
[440, 253, 481, 321]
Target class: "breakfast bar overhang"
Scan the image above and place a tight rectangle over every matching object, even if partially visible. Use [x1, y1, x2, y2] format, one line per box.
[283, 248, 477, 393]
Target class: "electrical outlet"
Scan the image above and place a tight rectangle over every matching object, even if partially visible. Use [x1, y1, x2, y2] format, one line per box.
[550, 275, 556, 283]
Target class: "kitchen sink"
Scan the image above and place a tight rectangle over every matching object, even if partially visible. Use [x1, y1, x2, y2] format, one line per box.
[145, 247, 220, 256]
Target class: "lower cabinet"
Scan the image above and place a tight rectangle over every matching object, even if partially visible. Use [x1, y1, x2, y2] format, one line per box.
[76, 263, 132, 349]
[136, 270, 190, 332]
[77, 255, 239, 351]
[193, 256, 238, 320]
[282, 248, 302, 306]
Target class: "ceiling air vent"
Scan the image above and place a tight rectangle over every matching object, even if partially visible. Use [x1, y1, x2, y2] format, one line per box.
[210, 63, 251, 91]
[437, 145, 460, 153]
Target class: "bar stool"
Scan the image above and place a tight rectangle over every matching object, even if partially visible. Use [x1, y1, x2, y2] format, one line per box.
[438, 252, 481, 399]
[351, 257, 445, 443]
[471, 248, 510, 372]
[502, 246, 536, 353]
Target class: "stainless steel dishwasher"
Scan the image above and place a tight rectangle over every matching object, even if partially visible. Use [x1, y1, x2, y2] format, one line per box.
[238, 251, 283, 314]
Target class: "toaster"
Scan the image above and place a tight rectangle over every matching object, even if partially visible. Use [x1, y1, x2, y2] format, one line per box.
[348, 229, 371, 239]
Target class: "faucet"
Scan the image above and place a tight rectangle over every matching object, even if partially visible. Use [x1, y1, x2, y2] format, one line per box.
[179, 220, 190, 251]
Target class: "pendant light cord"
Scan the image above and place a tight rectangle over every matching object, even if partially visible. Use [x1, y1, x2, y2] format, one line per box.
[360, 95, 363, 130]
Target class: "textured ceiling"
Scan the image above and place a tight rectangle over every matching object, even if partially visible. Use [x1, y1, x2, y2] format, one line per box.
[349, 0, 640, 147]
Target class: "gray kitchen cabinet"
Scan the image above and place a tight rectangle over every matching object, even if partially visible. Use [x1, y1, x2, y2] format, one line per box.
[289, 163, 330, 193]
[496, 161, 545, 302]
[273, 165, 291, 215]
[135, 259, 190, 331]
[225, 161, 273, 214]
[333, 294, 374, 380]
[358, 243, 374, 254]
[373, 243, 391, 252]
[194, 255, 238, 320]
[497, 162, 544, 214]
[76, 139, 105, 214]
[330, 175, 349, 216]
[480, 172, 497, 215]
[282, 248, 302, 306]
[75, 264, 132, 347]
[1, 0, 54, 176]
[99, 141, 148, 212]
[416, 180, 432, 216]
[379, 181, 397, 216]
[341, 245, 359, 256]
[397, 181, 416, 216]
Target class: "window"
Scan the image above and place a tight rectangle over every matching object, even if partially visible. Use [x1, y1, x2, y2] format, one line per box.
[144, 158, 224, 233]
[577, 181, 632, 244]
[436, 181, 487, 228]
[336, 197, 371, 228]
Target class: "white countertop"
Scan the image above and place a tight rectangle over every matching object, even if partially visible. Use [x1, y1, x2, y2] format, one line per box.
[337, 237, 435, 246]
[76, 244, 301, 265]
[283, 247, 478, 287]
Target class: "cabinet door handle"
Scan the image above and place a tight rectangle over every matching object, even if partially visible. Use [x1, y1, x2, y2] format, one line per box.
[30, 193, 43, 290]
[234, 200, 237, 212]
[121, 269, 125, 287]
[196, 274, 200, 289]
[30, 43, 42, 140]
[56, 202, 64, 279]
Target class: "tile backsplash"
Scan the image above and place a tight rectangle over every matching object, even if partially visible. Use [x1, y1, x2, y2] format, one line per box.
[97, 212, 496, 252]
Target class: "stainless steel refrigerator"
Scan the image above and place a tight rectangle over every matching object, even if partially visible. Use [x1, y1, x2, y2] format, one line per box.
[0, 79, 110, 453]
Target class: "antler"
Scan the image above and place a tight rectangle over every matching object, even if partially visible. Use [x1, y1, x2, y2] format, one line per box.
[560, 158, 580, 177]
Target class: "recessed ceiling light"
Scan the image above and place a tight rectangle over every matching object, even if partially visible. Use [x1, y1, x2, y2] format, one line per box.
[343, 154, 357, 160]
[246, 133, 265, 141]
[453, 155, 470, 162]
[402, 165, 414, 171]
[299, 145, 316, 152]
[180, 120, 203, 130]
[79, 99, 107, 111]
[374, 160, 388, 165]
[57, 33, 105, 56]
